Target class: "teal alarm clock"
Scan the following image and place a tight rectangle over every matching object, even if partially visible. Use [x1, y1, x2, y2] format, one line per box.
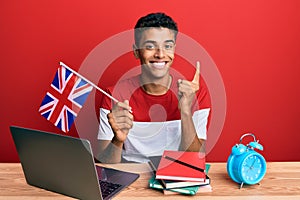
[227, 133, 267, 188]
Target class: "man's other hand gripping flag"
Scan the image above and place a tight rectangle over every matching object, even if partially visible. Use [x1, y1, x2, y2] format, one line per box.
[39, 63, 93, 133]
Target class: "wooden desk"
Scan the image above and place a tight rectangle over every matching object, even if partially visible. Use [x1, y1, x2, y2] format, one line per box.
[1, 162, 300, 199]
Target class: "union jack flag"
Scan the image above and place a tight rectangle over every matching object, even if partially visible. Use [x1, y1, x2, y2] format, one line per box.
[39, 63, 93, 132]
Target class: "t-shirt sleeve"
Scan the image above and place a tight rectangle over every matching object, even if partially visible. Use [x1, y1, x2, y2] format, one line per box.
[193, 108, 210, 140]
[97, 88, 114, 140]
[97, 108, 114, 140]
[193, 77, 211, 139]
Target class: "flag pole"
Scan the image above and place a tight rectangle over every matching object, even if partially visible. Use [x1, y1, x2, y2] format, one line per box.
[59, 61, 119, 103]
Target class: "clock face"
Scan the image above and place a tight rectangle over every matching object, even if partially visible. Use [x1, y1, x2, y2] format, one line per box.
[240, 153, 266, 184]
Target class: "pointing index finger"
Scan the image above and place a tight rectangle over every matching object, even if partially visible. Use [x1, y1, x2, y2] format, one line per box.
[192, 61, 200, 84]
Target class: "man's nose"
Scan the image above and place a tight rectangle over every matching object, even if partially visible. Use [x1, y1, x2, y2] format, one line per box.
[154, 47, 165, 58]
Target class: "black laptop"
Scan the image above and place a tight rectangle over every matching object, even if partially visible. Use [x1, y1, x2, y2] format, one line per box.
[10, 126, 139, 200]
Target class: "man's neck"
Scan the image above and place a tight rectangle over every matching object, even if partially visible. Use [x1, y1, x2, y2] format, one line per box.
[140, 75, 172, 95]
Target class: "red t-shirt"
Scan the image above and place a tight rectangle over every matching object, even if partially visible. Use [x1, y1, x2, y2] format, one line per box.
[99, 74, 211, 122]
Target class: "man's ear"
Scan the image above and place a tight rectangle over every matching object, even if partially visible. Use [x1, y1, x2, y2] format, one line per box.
[133, 44, 139, 59]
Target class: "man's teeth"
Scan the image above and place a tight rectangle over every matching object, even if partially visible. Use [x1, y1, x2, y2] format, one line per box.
[152, 62, 165, 68]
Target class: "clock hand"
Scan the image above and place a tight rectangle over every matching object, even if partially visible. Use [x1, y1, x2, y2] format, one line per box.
[247, 159, 257, 173]
[250, 159, 256, 169]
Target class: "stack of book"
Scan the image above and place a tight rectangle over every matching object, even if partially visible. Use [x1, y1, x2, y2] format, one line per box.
[148, 150, 212, 195]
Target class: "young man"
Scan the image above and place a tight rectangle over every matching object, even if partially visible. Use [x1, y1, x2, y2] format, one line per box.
[97, 13, 211, 163]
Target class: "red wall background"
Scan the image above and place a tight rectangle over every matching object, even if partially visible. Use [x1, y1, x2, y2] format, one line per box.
[1, 0, 300, 162]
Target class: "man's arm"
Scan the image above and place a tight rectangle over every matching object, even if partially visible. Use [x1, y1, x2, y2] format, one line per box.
[97, 100, 133, 163]
[178, 61, 206, 152]
[179, 111, 205, 152]
[97, 139, 124, 163]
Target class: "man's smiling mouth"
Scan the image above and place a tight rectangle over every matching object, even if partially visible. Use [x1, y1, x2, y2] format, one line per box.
[149, 61, 168, 69]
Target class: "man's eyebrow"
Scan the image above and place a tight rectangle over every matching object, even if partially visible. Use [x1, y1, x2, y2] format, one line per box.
[165, 40, 175, 44]
[141, 40, 157, 45]
[141, 39, 175, 45]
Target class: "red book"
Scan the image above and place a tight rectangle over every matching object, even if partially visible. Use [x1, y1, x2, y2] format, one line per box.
[155, 150, 206, 182]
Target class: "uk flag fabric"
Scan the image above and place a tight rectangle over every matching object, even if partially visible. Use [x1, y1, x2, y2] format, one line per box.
[39, 64, 93, 132]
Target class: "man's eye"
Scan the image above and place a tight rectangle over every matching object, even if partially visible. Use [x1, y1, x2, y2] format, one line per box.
[165, 44, 173, 50]
[145, 44, 155, 50]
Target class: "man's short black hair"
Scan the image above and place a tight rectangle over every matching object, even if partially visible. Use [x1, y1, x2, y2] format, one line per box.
[134, 12, 178, 46]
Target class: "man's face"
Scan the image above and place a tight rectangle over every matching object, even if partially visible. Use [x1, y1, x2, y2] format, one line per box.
[135, 27, 176, 80]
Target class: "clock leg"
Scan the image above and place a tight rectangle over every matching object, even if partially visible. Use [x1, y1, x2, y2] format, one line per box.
[239, 182, 244, 189]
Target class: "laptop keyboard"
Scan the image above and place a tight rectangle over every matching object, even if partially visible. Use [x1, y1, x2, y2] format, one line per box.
[99, 180, 122, 199]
